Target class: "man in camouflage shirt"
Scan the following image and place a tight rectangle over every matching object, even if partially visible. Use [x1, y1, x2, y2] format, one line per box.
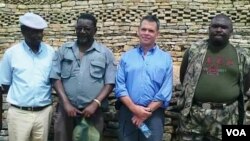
[175, 14, 250, 141]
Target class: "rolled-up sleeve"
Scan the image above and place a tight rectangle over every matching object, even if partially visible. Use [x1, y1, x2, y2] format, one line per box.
[115, 58, 129, 98]
[153, 58, 173, 108]
[49, 50, 62, 80]
[0, 50, 12, 85]
[104, 49, 117, 84]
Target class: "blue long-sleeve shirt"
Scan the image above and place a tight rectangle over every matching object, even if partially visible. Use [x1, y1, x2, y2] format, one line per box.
[0, 41, 54, 107]
[115, 45, 173, 108]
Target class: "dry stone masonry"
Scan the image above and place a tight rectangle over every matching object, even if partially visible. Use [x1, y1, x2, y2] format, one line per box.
[0, 0, 250, 141]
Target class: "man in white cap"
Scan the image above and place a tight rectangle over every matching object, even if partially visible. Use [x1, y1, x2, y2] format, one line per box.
[0, 12, 54, 141]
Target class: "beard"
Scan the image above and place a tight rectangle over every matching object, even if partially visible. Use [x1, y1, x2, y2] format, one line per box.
[77, 38, 88, 45]
[209, 34, 229, 46]
[76, 36, 93, 46]
[31, 41, 41, 48]
[76, 35, 95, 49]
[25, 38, 41, 48]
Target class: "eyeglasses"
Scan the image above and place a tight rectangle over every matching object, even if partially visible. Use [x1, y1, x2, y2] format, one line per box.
[75, 27, 94, 32]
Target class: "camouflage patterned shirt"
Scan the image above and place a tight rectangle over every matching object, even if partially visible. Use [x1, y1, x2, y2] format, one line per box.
[178, 39, 250, 119]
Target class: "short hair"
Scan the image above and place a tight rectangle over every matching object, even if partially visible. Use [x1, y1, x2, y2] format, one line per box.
[77, 13, 97, 27]
[210, 13, 233, 29]
[140, 15, 160, 30]
[20, 25, 29, 31]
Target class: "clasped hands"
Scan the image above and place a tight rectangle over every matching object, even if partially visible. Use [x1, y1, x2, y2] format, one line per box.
[131, 105, 152, 127]
[63, 100, 99, 118]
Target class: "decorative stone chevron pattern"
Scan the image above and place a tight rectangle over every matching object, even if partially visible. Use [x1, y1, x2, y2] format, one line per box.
[0, 1, 250, 141]
[0, 0, 250, 64]
[1, 6, 250, 27]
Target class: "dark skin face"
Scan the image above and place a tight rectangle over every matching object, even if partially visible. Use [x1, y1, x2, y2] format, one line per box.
[208, 16, 233, 47]
[75, 19, 96, 48]
[22, 27, 44, 52]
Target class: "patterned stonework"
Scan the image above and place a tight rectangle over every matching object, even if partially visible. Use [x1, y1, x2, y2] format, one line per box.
[0, 0, 250, 64]
[0, 0, 250, 140]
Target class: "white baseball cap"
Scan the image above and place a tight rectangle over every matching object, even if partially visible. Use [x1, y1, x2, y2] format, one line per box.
[19, 12, 48, 29]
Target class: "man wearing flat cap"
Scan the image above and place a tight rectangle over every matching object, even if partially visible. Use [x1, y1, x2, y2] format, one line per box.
[0, 12, 54, 141]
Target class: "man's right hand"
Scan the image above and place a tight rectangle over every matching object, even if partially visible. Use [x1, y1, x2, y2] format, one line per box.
[130, 105, 152, 127]
[119, 96, 152, 119]
[132, 105, 152, 120]
[63, 102, 82, 117]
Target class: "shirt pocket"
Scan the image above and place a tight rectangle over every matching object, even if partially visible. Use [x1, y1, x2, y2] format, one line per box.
[90, 60, 105, 79]
[61, 58, 73, 79]
[153, 67, 165, 84]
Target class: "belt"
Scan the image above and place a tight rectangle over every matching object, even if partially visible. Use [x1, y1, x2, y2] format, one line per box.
[194, 100, 236, 109]
[11, 104, 51, 111]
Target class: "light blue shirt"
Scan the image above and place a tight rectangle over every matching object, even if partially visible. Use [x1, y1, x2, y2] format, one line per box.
[115, 45, 173, 108]
[0, 41, 54, 107]
[50, 41, 116, 108]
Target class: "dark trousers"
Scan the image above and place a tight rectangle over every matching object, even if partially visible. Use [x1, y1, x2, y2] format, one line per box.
[118, 105, 165, 141]
[53, 103, 104, 141]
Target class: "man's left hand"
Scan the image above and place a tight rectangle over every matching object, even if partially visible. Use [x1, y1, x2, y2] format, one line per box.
[82, 101, 99, 118]
[131, 115, 149, 127]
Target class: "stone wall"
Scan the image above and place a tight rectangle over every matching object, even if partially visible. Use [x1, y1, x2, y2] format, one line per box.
[1, 0, 250, 141]
[1, 0, 250, 63]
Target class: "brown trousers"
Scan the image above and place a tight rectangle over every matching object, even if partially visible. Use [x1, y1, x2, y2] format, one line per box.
[53, 103, 104, 141]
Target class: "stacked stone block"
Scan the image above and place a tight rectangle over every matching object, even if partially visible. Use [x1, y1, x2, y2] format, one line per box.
[0, 0, 250, 141]
[0, 0, 250, 64]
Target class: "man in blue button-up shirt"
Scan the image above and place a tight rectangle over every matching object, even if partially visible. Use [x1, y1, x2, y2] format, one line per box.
[115, 15, 173, 141]
[0, 13, 54, 141]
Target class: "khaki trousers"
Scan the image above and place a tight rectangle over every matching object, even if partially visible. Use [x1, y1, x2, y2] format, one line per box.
[7, 105, 53, 141]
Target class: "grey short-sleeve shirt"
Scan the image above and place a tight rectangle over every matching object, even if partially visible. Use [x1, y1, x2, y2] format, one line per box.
[50, 41, 116, 108]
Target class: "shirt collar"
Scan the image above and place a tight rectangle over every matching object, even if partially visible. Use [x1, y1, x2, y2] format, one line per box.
[86, 40, 101, 52]
[138, 44, 157, 54]
[71, 40, 101, 52]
